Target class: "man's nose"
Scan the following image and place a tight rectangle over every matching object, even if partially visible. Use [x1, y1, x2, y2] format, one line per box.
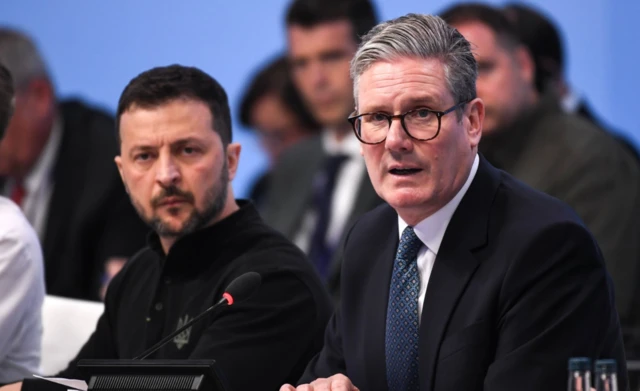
[155, 154, 180, 187]
[385, 116, 413, 152]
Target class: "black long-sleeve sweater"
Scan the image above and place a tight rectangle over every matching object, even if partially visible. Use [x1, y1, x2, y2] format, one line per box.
[26, 201, 333, 391]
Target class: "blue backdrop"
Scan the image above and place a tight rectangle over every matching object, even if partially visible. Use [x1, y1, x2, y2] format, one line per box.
[1, 0, 637, 197]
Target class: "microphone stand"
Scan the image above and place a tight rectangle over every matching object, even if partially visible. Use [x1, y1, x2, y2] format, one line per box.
[134, 297, 227, 360]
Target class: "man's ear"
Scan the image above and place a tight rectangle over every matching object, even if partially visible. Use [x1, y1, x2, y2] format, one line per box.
[465, 97, 484, 149]
[514, 45, 535, 87]
[226, 143, 242, 181]
[114, 155, 128, 193]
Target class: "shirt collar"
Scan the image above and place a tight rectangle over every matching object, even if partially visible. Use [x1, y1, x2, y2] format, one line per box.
[23, 116, 63, 192]
[321, 129, 362, 159]
[398, 154, 479, 255]
[562, 87, 581, 113]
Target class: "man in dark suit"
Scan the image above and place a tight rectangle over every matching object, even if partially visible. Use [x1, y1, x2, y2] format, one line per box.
[501, 4, 640, 362]
[0, 28, 148, 301]
[282, 13, 627, 391]
[501, 2, 640, 162]
[262, 0, 383, 300]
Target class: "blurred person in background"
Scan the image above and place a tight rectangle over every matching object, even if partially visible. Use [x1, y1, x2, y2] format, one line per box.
[262, 0, 383, 301]
[502, 2, 640, 161]
[239, 55, 320, 209]
[502, 2, 640, 362]
[441, 3, 640, 348]
[0, 62, 45, 385]
[0, 28, 148, 301]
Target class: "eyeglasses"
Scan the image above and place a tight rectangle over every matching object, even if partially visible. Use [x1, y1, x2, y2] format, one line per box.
[347, 101, 467, 145]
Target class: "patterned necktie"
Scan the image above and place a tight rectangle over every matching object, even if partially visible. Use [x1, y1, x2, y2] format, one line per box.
[386, 226, 422, 391]
[307, 154, 349, 280]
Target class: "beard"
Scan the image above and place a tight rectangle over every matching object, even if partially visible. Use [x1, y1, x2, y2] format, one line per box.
[131, 159, 229, 239]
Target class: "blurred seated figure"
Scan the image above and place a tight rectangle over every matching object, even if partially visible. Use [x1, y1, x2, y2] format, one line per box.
[239, 55, 320, 209]
[0, 28, 148, 301]
[502, 3, 640, 358]
[502, 3, 640, 161]
[441, 3, 640, 342]
[263, 0, 383, 301]
[0, 62, 45, 385]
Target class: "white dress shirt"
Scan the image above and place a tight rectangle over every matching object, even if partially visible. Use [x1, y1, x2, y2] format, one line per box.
[398, 154, 479, 320]
[0, 196, 45, 382]
[2, 118, 62, 241]
[294, 130, 366, 252]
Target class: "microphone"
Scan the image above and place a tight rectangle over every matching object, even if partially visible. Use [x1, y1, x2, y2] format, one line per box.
[133, 271, 262, 360]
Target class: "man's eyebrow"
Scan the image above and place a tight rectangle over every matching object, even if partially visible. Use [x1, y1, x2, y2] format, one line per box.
[127, 144, 155, 158]
[402, 95, 440, 108]
[169, 137, 204, 147]
[360, 95, 440, 113]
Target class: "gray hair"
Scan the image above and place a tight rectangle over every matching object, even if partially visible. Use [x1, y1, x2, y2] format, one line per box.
[0, 28, 49, 90]
[351, 13, 477, 115]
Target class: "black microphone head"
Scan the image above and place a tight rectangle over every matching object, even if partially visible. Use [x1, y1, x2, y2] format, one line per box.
[223, 272, 261, 305]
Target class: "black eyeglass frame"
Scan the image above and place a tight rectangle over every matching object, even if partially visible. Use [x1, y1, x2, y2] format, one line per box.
[347, 101, 468, 145]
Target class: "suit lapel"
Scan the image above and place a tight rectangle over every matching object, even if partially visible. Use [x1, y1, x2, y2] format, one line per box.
[348, 165, 382, 221]
[418, 156, 500, 391]
[418, 247, 479, 391]
[363, 206, 398, 390]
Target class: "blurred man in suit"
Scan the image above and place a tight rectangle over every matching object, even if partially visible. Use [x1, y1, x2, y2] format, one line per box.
[263, 0, 383, 300]
[500, 5, 640, 360]
[0, 63, 45, 385]
[282, 13, 626, 391]
[239, 55, 320, 209]
[502, 2, 640, 161]
[0, 28, 148, 301]
[441, 3, 640, 342]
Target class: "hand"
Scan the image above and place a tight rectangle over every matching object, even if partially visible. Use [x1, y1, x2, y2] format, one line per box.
[280, 374, 359, 391]
[0, 382, 23, 391]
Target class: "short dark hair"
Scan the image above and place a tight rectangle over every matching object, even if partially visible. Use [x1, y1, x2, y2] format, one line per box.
[503, 3, 564, 93]
[239, 55, 319, 132]
[440, 3, 521, 50]
[0, 63, 14, 140]
[117, 64, 232, 146]
[285, 0, 378, 43]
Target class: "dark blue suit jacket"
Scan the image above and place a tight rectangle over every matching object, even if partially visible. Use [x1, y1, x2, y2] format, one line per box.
[299, 155, 627, 391]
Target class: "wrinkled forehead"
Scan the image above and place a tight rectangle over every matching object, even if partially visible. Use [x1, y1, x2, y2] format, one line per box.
[119, 100, 217, 146]
[354, 57, 452, 110]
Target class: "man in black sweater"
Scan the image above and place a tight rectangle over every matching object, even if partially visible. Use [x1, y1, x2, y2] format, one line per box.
[1, 65, 333, 391]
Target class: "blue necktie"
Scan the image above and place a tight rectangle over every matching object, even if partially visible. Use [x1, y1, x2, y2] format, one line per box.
[307, 154, 349, 280]
[386, 226, 422, 391]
